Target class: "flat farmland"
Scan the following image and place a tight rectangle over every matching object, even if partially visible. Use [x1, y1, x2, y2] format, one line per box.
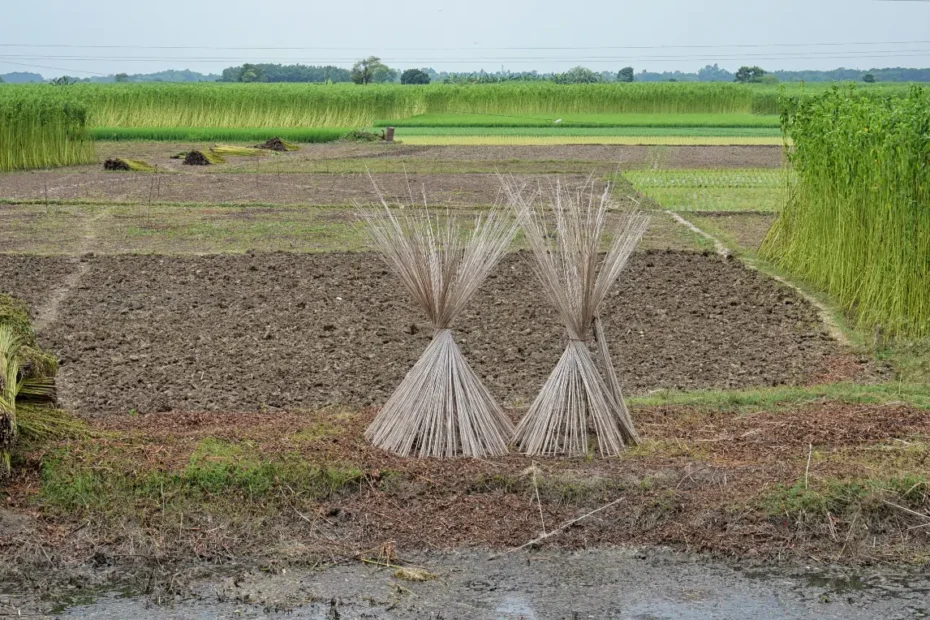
[1, 139, 927, 613]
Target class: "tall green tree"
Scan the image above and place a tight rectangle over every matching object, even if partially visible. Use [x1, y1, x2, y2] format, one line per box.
[114, 73, 130, 83]
[239, 64, 266, 83]
[734, 66, 766, 83]
[617, 67, 634, 83]
[555, 66, 601, 84]
[863, 72, 877, 83]
[351, 56, 392, 85]
[401, 68, 431, 85]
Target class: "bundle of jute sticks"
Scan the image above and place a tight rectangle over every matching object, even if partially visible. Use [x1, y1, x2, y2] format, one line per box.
[361, 178, 649, 458]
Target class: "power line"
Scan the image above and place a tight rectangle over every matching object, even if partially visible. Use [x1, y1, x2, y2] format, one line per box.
[0, 59, 107, 76]
[3, 51, 930, 64]
[1, 40, 930, 52]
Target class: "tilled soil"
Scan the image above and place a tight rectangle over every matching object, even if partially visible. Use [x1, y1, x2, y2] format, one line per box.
[4, 250, 876, 416]
[689, 213, 778, 254]
[0, 172, 606, 207]
[85, 142, 785, 168]
[0, 255, 78, 317]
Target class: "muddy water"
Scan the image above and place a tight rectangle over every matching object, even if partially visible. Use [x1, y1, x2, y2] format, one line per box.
[14, 549, 930, 619]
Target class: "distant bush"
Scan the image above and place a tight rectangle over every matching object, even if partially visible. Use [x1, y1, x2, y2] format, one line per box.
[401, 69, 431, 85]
[617, 67, 634, 83]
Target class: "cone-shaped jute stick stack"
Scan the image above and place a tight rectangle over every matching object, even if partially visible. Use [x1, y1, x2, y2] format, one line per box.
[361, 194, 518, 458]
[503, 178, 650, 457]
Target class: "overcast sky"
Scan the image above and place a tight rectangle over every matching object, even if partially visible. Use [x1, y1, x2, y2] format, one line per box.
[2, 0, 930, 77]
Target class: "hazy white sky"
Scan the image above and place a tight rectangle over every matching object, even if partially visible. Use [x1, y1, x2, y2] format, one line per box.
[2, 0, 930, 77]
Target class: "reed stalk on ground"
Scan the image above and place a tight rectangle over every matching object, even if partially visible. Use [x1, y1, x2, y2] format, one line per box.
[361, 189, 518, 458]
[0, 325, 57, 476]
[504, 178, 650, 457]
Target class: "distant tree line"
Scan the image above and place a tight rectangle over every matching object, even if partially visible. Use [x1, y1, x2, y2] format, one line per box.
[634, 64, 930, 83]
[7, 62, 930, 86]
[219, 64, 352, 83]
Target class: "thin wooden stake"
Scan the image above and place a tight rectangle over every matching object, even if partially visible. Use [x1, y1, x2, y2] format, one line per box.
[805, 443, 813, 489]
[490, 497, 625, 559]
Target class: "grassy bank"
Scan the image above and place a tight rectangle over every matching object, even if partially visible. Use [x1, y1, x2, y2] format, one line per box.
[4, 388, 928, 582]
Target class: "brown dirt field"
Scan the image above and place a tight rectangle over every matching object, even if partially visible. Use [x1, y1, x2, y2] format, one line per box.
[0, 171, 615, 208]
[0, 251, 879, 416]
[88, 142, 786, 169]
[0, 255, 78, 315]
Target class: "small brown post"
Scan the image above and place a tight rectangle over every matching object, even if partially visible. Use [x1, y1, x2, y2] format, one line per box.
[385, 126, 395, 143]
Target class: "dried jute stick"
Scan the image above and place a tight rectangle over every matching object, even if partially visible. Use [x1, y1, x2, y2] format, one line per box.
[503, 177, 649, 457]
[360, 185, 518, 458]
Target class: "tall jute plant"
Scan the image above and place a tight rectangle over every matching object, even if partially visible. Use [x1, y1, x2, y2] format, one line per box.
[0, 325, 53, 477]
[0, 326, 20, 477]
[505, 180, 649, 457]
[361, 198, 518, 458]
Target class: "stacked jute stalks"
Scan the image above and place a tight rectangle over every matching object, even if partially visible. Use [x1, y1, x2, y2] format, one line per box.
[361, 197, 518, 458]
[504, 179, 650, 457]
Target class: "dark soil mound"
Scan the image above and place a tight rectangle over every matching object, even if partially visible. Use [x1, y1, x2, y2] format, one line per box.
[183, 151, 211, 166]
[103, 159, 131, 171]
[254, 137, 298, 152]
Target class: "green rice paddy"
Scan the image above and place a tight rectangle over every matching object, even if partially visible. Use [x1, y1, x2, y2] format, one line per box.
[627, 169, 789, 212]
[376, 113, 782, 128]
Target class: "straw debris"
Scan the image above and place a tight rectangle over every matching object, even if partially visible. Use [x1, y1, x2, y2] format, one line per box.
[103, 158, 155, 172]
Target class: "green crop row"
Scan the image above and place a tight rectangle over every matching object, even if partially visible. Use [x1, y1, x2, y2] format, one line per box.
[2, 82, 914, 130]
[90, 126, 350, 142]
[0, 89, 96, 171]
[393, 126, 783, 137]
[376, 112, 782, 128]
[626, 169, 789, 213]
[762, 86, 930, 338]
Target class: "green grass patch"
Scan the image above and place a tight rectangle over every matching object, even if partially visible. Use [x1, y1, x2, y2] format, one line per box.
[630, 383, 930, 412]
[765, 475, 928, 519]
[395, 126, 783, 138]
[39, 439, 364, 513]
[90, 127, 349, 143]
[377, 112, 782, 128]
[400, 136, 785, 146]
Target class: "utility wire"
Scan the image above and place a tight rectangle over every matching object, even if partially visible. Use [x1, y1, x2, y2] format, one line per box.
[1, 40, 930, 51]
[0, 59, 108, 76]
[3, 51, 930, 64]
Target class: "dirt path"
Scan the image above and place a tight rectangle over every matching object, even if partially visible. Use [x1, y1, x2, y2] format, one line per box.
[31, 207, 109, 334]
